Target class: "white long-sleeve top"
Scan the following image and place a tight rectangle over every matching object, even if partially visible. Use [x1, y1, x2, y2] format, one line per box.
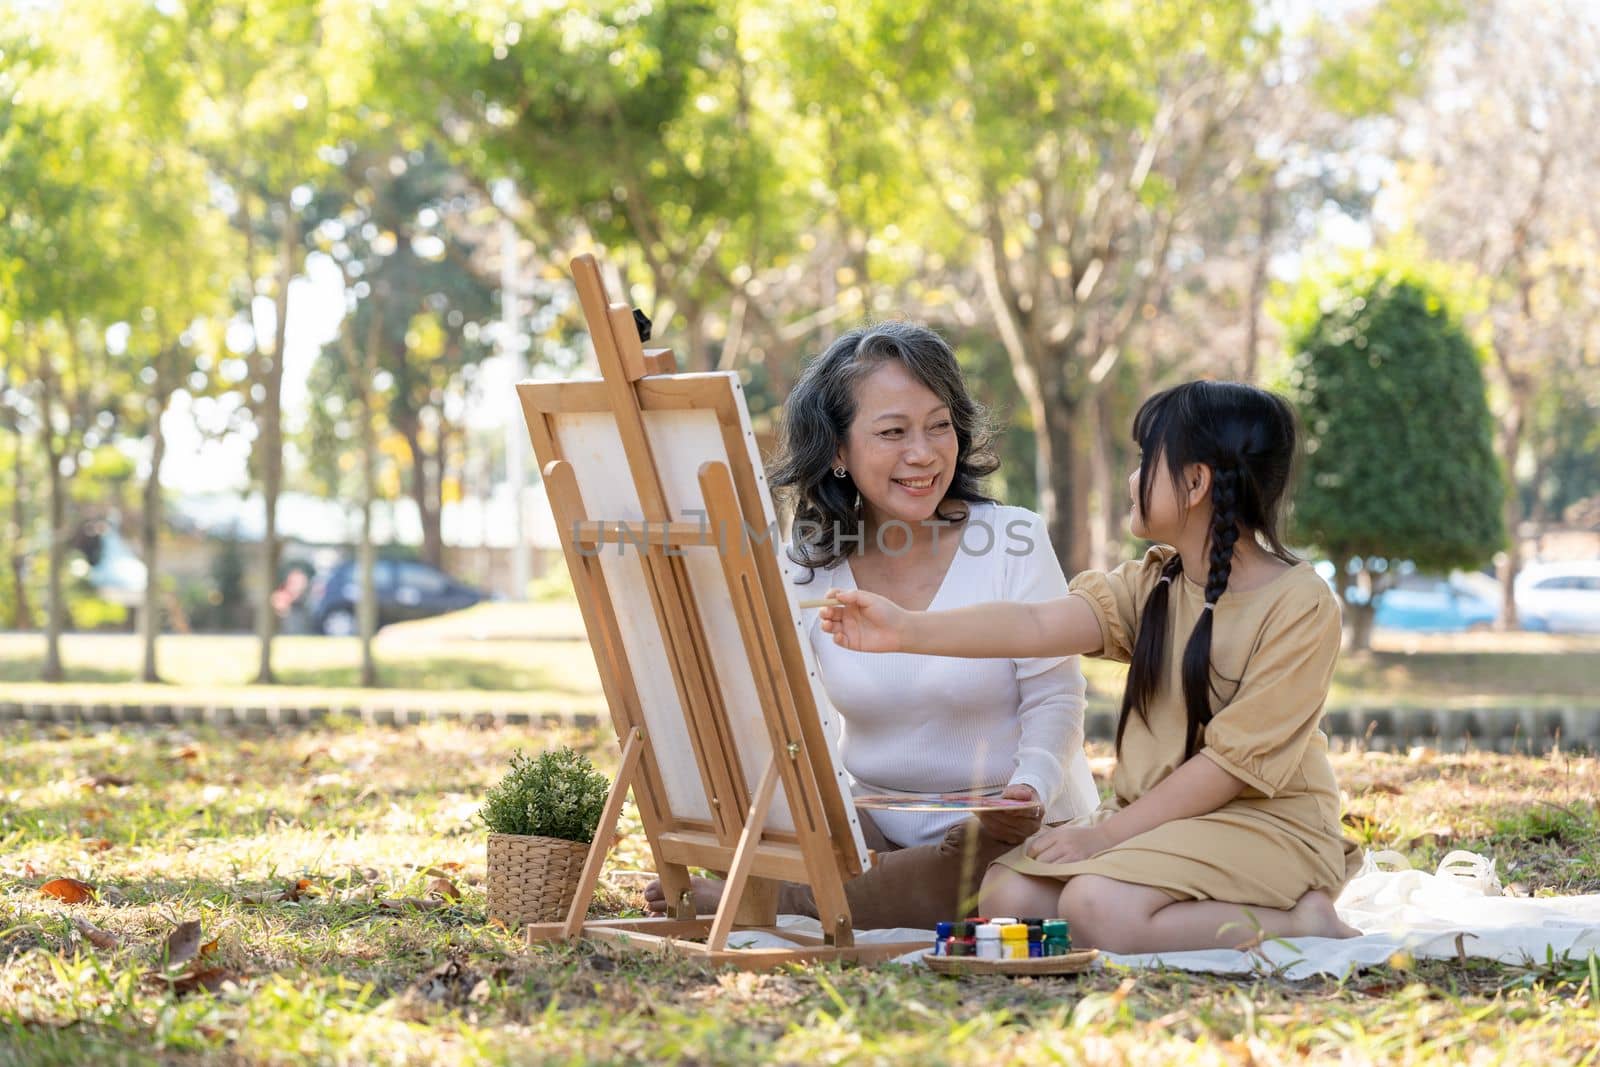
[789, 502, 1100, 847]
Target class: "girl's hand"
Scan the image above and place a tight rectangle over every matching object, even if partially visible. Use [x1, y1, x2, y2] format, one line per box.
[975, 783, 1043, 844]
[1024, 822, 1112, 865]
[818, 588, 910, 653]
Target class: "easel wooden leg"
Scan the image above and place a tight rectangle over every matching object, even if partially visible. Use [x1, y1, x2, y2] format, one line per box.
[563, 728, 645, 938]
[733, 878, 779, 927]
[707, 760, 779, 951]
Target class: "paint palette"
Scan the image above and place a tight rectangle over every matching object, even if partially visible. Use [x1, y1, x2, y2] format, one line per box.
[851, 793, 1042, 813]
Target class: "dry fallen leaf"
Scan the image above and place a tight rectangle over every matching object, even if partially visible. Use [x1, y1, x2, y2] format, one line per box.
[425, 862, 465, 874]
[82, 838, 113, 853]
[378, 897, 447, 912]
[162, 920, 204, 967]
[70, 916, 120, 950]
[80, 774, 133, 789]
[405, 959, 487, 1007]
[40, 877, 96, 904]
[242, 878, 317, 905]
[167, 967, 234, 996]
[427, 877, 460, 902]
[80, 808, 112, 823]
[170, 745, 201, 762]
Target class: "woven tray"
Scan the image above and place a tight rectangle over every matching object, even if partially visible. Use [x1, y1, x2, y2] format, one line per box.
[924, 949, 1099, 977]
[486, 832, 590, 927]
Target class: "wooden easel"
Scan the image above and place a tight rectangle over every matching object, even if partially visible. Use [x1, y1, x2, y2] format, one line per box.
[516, 254, 923, 969]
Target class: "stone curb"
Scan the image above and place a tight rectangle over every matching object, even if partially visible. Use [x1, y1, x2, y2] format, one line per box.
[1082, 705, 1600, 754]
[0, 699, 600, 731]
[2, 698, 1597, 754]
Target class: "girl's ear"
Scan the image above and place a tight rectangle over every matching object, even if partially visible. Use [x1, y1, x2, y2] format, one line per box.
[1184, 464, 1212, 509]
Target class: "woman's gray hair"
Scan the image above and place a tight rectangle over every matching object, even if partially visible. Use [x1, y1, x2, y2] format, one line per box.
[770, 321, 999, 577]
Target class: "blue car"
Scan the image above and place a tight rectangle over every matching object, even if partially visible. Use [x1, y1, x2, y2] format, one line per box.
[309, 559, 486, 636]
[1373, 574, 1499, 632]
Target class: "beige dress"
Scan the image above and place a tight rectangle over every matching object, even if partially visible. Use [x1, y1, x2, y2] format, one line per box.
[994, 546, 1362, 909]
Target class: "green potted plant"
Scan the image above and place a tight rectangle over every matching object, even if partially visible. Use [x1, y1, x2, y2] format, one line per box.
[480, 746, 610, 927]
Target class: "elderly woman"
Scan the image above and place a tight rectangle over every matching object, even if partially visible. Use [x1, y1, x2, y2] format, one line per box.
[648, 321, 1098, 928]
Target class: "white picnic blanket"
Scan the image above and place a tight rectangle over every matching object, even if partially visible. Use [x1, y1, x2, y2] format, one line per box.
[730, 851, 1600, 979]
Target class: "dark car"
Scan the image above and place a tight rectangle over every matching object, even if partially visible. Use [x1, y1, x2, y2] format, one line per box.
[309, 559, 486, 636]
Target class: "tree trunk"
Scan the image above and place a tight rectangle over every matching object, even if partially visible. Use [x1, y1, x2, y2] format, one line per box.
[358, 394, 378, 688]
[1243, 175, 1276, 383]
[1038, 396, 1091, 577]
[8, 432, 32, 630]
[1495, 388, 1528, 631]
[139, 392, 169, 683]
[43, 443, 65, 682]
[685, 302, 708, 372]
[1345, 562, 1376, 654]
[253, 206, 298, 684]
[1090, 390, 1121, 572]
[398, 419, 443, 569]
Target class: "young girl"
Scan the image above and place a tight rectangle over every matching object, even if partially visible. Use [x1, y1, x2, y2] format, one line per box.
[818, 381, 1363, 953]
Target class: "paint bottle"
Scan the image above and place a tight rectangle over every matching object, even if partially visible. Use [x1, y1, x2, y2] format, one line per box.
[976, 922, 1003, 960]
[1026, 922, 1044, 958]
[1042, 919, 1071, 956]
[934, 921, 953, 956]
[1000, 923, 1028, 960]
[947, 921, 976, 957]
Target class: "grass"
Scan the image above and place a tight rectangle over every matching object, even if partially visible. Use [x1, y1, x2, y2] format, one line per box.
[4, 721, 1600, 1064]
[2, 603, 1597, 713]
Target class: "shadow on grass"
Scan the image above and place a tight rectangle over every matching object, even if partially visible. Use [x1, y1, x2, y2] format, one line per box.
[0, 656, 131, 685]
[1454, 799, 1600, 893]
[1339, 650, 1600, 698]
[0, 653, 588, 694]
[276, 658, 585, 693]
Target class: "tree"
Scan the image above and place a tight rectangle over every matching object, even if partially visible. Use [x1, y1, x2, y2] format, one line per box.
[0, 20, 152, 678]
[1281, 264, 1504, 650]
[776, 0, 1462, 576]
[113, 0, 374, 681]
[1387, 0, 1600, 627]
[375, 0, 803, 372]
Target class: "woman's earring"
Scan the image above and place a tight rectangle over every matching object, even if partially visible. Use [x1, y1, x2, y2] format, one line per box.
[832, 465, 847, 478]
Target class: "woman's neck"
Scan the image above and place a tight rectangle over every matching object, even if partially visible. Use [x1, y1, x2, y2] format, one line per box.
[858, 502, 966, 564]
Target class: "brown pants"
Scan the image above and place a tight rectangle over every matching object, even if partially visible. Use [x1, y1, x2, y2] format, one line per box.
[777, 813, 1016, 930]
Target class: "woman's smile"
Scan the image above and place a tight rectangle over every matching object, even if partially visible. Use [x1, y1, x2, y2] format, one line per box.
[893, 474, 940, 496]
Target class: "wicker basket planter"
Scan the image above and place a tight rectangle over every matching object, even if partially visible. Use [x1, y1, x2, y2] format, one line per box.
[486, 832, 590, 927]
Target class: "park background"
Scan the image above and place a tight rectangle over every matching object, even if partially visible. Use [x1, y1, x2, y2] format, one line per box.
[4, 1, 1600, 1063]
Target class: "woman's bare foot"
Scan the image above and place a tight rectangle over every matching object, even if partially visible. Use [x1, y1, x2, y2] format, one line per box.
[642, 875, 726, 915]
[1290, 889, 1361, 939]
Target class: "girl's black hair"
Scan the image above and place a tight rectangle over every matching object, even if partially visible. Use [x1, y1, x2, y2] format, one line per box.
[770, 321, 998, 575]
[1115, 380, 1300, 760]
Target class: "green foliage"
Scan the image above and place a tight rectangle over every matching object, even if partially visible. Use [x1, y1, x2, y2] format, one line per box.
[1524, 369, 1600, 521]
[1309, 0, 1467, 117]
[478, 747, 610, 843]
[1282, 263, 1504, 576]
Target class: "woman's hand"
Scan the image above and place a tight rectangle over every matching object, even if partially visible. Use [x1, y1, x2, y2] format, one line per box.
[818, 588, 911, 653]
[1024, 822, 1112, 865]
[975, 783, 1043, 844]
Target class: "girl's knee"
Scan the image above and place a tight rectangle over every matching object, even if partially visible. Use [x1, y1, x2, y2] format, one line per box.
[978, 867, 1054, 918]
[1059, 876, 1140, 951]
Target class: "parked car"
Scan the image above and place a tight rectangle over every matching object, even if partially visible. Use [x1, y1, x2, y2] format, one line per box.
[1515, 561, 1600, 634]
[1373, 572, 1499, 633]
[309, 559, 486, 636]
